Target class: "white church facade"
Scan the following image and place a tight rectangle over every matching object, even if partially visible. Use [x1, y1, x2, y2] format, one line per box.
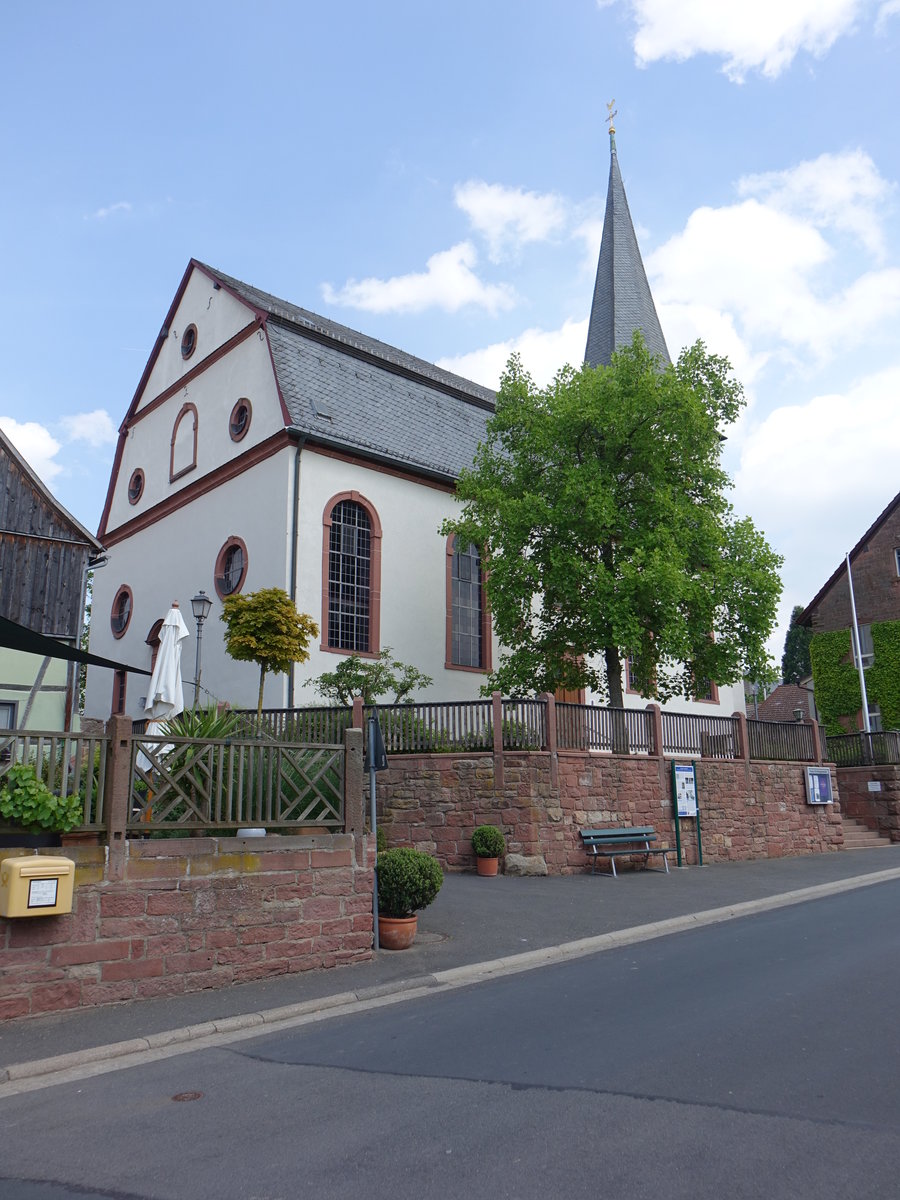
[85, 137, 745, 721]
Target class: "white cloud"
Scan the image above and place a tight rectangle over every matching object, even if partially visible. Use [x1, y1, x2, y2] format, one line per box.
[625, 0, 867, 81]
[61, 409, 117, 447]
[87, 201, 132, 221]
[738, 150, 894, 258]
[877, 0, 900, 29]
[438, 318, 588, 389]
[0, 418, 63, 485]
[322, 242, 516, 315]
[454, 181, 567, 262]
[655, 301, 767, 385]
[647, 196, 900, 360]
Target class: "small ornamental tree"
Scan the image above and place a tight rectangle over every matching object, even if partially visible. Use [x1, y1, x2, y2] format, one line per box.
[308, 647, 433, 706]
[220, 588, 318, 719]
[442, 336, 783, 707]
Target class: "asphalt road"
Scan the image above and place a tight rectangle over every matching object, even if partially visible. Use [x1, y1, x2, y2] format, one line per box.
[3, 882, 900, 1200]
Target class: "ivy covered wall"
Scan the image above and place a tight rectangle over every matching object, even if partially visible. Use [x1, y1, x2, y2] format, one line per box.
[810, 620, 900, 734]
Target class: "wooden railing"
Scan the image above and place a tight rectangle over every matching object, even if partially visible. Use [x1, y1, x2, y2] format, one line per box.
[0, 729, 108, 828]
[235, 706, 353, 744]
[825, 730, 900, 767]
[556, 704, 653, 754]
[661, 712, 738, 759]
[129, 735, 344, 830]
[365, 700, 494, 753]
[501, 698, 546, 749]
[747, 719, 816, 762]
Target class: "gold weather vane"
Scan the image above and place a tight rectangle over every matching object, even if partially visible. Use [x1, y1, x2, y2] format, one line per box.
[606, 99, 617, 134]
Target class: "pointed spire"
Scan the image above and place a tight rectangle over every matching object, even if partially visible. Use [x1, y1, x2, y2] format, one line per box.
[584, 117, 670, 369]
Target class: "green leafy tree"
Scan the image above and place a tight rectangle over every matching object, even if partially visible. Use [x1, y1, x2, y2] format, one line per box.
[308, 647, 433, 706]
[442, 335, 782, 708]
[220, 588, 318, 719]
[781, 604, 813, 684]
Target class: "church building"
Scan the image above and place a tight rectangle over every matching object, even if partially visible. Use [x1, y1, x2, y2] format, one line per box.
[84, 132, 744, 720]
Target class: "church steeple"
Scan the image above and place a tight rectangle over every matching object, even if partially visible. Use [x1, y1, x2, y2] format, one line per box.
[584, 108, 670, 369]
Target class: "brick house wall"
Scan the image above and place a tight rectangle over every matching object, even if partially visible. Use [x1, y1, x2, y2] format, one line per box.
[0, 833, 373, 1021]
[806, 503, 900, 635]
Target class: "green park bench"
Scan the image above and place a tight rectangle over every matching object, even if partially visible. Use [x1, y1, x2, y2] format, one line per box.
[579, 826, 671, 878]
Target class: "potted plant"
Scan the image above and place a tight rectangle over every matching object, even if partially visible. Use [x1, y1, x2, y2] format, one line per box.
[472, 824, 505, 876]
[377, 847, 443, 950]
[0, 763, 85, 848]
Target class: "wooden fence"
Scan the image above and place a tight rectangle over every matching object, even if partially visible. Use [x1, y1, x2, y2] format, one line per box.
[824, 730, 900, 767]
[0, 728, 108, 828]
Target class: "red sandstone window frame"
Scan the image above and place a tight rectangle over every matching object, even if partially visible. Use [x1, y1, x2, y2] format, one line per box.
[229, 398, 252, 442]
[214, 536, 248, 599]
[180, 324, 197, 360]
[127, 468, 145, 505]
[321, 491, 382, 658]
[445, 535, 492, 673]
[170, 402, 199, 482]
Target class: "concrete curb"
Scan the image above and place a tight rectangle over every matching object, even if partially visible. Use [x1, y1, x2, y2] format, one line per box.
[4, 864, 900, 1092]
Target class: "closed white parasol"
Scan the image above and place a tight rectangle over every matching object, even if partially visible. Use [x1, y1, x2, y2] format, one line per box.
[136, 602, 190, 772]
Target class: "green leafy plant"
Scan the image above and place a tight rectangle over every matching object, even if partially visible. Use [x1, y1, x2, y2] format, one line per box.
[0, 763, 84, 833]
[809, 629, 862, 735]
[308, 647, 433, 706]
[377, 847, 443, 918]
[471, 824, 505, 858]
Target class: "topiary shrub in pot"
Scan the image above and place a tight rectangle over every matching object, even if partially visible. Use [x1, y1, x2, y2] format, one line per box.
[377, 847, 443, 950]
[472, 824, 505, 876]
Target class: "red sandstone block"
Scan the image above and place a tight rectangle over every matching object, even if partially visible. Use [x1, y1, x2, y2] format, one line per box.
[100, 893, 147, 918]
[214, 945, 265, 966]
[239, 926, 285, 945]
[301, 897, 342, 920]
[206, 929, 238, 949]
[165, 950, 216, 973]
[100, 917, 178, 938]
[134, 975, 189, 1000]
[144, 934, 189, 957]
[30, 981, 82, 1013]
[310, 849, 352, 869]
[232, 909, 275, 927]
[81, 981, 135, 1006]
[273, 883, 314, 902]
[312, 936, 343, 954]
[343, 932, 375, 951]
[0, 995, 31, 1019]
[51, 939, 131, 968]
[8, 919, 70, 949]
[282, 921, 321, 940]
[351, 913, 374, 932]
[146, 892, 193, 916]
[181, 968, 232, 993]
[312, 868, 356, 895]
[233, 961, 290, 984]
[0, 946, 51, 969]
[320, 918, 353, 936]
[256, 851, 311, 871]
[130, 938, 147, 959]
[101, 958, 165, 982]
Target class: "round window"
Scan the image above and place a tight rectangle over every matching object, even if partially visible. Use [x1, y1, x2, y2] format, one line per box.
[214, 538, 248, 598]
[229, 399, 252, 442]
[127, 469, 144, 505]
[181, 324, 197, 360]
[110, 585, 134, 639]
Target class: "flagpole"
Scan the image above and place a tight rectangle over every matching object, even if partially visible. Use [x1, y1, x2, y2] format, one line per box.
[846, 552, 871, 734]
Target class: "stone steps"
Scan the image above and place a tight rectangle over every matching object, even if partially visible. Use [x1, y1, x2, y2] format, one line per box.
[842, 815, 893, 849]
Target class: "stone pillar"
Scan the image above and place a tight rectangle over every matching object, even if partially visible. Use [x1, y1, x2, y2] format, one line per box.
[352, 695, 364, 728]
[807, 719, 824, 764]
[343, 726, 364, 848]
[104, 713, 133, 882]
[492, 690, 504, 791]
[732, 710, 750, 763]
[540, 692, 558, 790]
[646, 703, 666, 793]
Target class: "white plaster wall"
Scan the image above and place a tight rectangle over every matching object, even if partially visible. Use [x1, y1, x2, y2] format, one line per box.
[0, 651, 68, 730]
[291, 448, 493, 705]
[107, 337, 285, 534]
[136, 268, 254, 410]
[85, 450, 294, 719]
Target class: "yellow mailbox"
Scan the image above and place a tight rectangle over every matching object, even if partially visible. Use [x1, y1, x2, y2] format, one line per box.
[0, 856, 75, 917]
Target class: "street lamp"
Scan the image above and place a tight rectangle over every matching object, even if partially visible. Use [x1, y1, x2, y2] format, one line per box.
[190, 590, 213, 708]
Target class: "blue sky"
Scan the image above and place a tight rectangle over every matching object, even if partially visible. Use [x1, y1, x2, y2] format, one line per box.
[3, 1, 900, 667]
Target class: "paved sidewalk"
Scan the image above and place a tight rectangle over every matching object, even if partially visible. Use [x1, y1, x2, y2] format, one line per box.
[2, 846, 900, 1081]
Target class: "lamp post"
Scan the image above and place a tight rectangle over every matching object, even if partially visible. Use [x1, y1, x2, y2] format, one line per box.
[191, 590, 213, 708]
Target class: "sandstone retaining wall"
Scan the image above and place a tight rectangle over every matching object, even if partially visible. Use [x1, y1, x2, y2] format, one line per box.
[836, 765, 900, 841]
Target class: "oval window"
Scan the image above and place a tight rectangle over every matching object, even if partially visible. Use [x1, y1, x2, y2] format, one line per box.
[229, 399, 252, 442]
[215, 538, 248, 598]
[127, 469, 144, 505]
[110, 585, 134, 639]
[181, 324, 197, 360]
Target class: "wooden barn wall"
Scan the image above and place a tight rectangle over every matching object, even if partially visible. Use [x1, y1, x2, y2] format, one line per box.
[0, 449, 93, 636]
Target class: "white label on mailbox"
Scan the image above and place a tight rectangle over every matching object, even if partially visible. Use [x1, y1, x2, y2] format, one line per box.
[27, 878, 59, 908]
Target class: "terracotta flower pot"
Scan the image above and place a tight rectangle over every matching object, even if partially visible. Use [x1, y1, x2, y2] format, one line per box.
[476, 856, 499, 876]
[378, 914, 418, 950]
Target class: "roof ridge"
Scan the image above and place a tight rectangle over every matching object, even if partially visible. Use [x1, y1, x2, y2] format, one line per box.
[195, 262, 496, 409]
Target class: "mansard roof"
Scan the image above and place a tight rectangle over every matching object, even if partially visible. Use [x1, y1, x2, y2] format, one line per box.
[196, 263, 494, 484]
[584, 131, 670, 369]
